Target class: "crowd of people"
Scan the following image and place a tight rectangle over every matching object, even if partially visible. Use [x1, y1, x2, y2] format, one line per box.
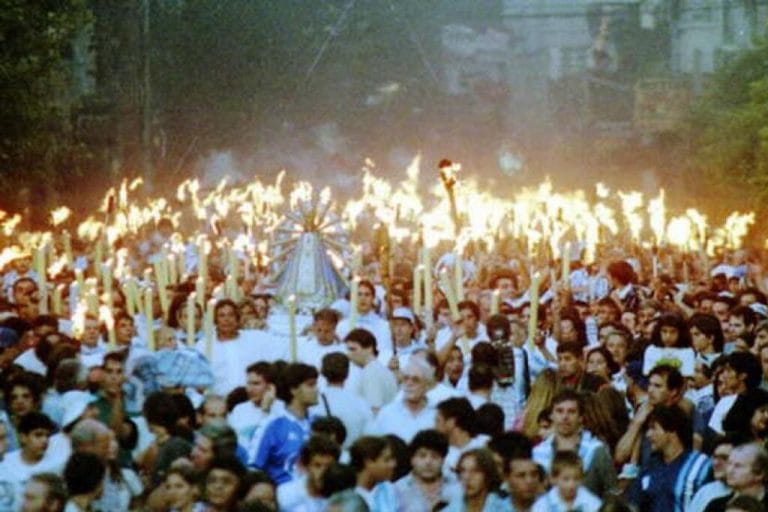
[0, 213, 767, 512]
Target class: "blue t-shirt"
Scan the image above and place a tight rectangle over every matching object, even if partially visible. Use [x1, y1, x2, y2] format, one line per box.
[251, 411, 312, 484]
[631, 450, 712, 512]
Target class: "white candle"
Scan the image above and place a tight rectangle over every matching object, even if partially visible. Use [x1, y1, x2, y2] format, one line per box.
[423, 247, 433, 322]
[455, 252, 464, 301]
[491, 289, 500, 315]
[186, 293, 196, 347]
[144, 287, 155, 351]
[562, 241, 571, 285]
[527, 272, 540, 349]
[349, 277, 359, 329]
[204, 298, 215, 360]
[413, 265, 423, 317]
[35, 246, 48, 315]
[52, 284, 64, 317]
[195, 276, 205, 309]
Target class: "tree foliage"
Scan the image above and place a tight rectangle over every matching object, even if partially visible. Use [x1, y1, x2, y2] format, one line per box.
[0, 0, 92, 212]
[685, 37, 768, 210]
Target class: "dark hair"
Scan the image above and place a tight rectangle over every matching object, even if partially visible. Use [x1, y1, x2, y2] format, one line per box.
[3, 372, 44, 407]
[471, 343, 499, 367]
[321, 353, 349, 384]
[476, 403, 504, 437]
[586, 345, 620, 375]
[606, 260, 635, 286]
[357, 279, 376, 298]
[349, 436, 389, 472]
[385, 434, 411, 481]
[489, 271, 518, 291]
[731, 305, 757, 327]
[487, 432, 533, 473]
[688, 313, 725, 352]
[102, 350, 126, 368]
[457, 449, 502, 492]
[651, 313, 692, 348]
[458, 300, 481, 320]
[726, 352, 763, 390]
[206, 455, 246, 503]
[647, 405, 692, 449]
[214, 299, 240, 323]
[469, 363, 495, 392]
[246, 361, 274, 382]
[556, 340, 584, 358]
[409, 429, 449, 459]
[344, 328, 377, 352]
[300, 435, 340, 466]
[276, 363, 318, 403]
[550, 389, 584, 415]
[311, 416, 347, 447]
[486, 314, 511, 342]
[17, 411, 55, 434]
[314, 308, 340, 324]
[64, 452, 106, 495]
[648, 364, 685, 392]
[143, 391, 181, 432]
[319, 463, 357, 498]
[436, 398, 476, 436]
[551, 450, 583, 476]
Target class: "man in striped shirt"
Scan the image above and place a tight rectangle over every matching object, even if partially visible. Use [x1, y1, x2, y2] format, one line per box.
[630, 404, 712, 512]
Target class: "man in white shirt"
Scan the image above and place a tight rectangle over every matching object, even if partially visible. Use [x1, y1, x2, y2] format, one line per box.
[78, 314, 107, 369]
[434, 397, 487, 474]
[310, 353, 372, 449]
[345, 328, 397, 414]
[298, 309, 345, 369]
[0, 412, 59, 510]
[228, 361, 283, 450]
[370, 358, 437, 443]
[436, 301, 488, 367]
[276, 435, 340, 512]
[337, 280, 393, 355]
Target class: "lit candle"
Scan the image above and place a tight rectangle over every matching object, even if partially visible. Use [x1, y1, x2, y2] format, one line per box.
[229, 245, 239, 283]
[154, 259, 169, 317]
[412, 264, 423, 317]
[186, 293, 196, 347]
[62, 231, 73, 270]
[562, 241, 571, 285]
[204, 298, 216, 360]
[288, 295, 297, 362]
[491, 289, 500, 315]
[440, 269, 461, 322]
[652, 255, 659, 280]
[94, 238, 103, 281]
[35, 246, 48, 315]
[683, 261, 690, 284]
[455, 251, 464, 301]
[52, 284, 64, 317]
[102, 261, 113, 313]
[144, 287, 155, 351]
[167, 253, 178, 285]
[423, 247, 433, 322]
[177, 246, 187, 281]
[86, 278, 99, 316]
[121, 281, 135, 317]
[527, 272, 540, 349]
[195, 276, 205, 309]
[349, 277, 359, 329]
[68, 280, 80, 320]
[198, 237, 208, 296]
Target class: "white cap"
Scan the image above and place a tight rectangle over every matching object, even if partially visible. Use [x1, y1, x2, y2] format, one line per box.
[60, 390, 98, 429]
[391, 307, 415, 324]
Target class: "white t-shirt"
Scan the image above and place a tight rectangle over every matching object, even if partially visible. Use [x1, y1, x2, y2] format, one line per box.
[309, 386, 373, 449]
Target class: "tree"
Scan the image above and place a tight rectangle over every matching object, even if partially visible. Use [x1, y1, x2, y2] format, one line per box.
[0, 0, 92, 219]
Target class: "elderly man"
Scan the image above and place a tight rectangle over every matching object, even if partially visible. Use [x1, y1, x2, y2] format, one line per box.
[369, 357, 437, 443]
[704, 443, 768, 511]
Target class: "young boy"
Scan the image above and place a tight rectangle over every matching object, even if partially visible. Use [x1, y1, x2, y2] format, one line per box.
[531, 450, 602, 512]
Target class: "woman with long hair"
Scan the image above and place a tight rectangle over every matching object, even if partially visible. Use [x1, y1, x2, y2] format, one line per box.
[519, 369, 561, 440]
[581, 387, 629, 454]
